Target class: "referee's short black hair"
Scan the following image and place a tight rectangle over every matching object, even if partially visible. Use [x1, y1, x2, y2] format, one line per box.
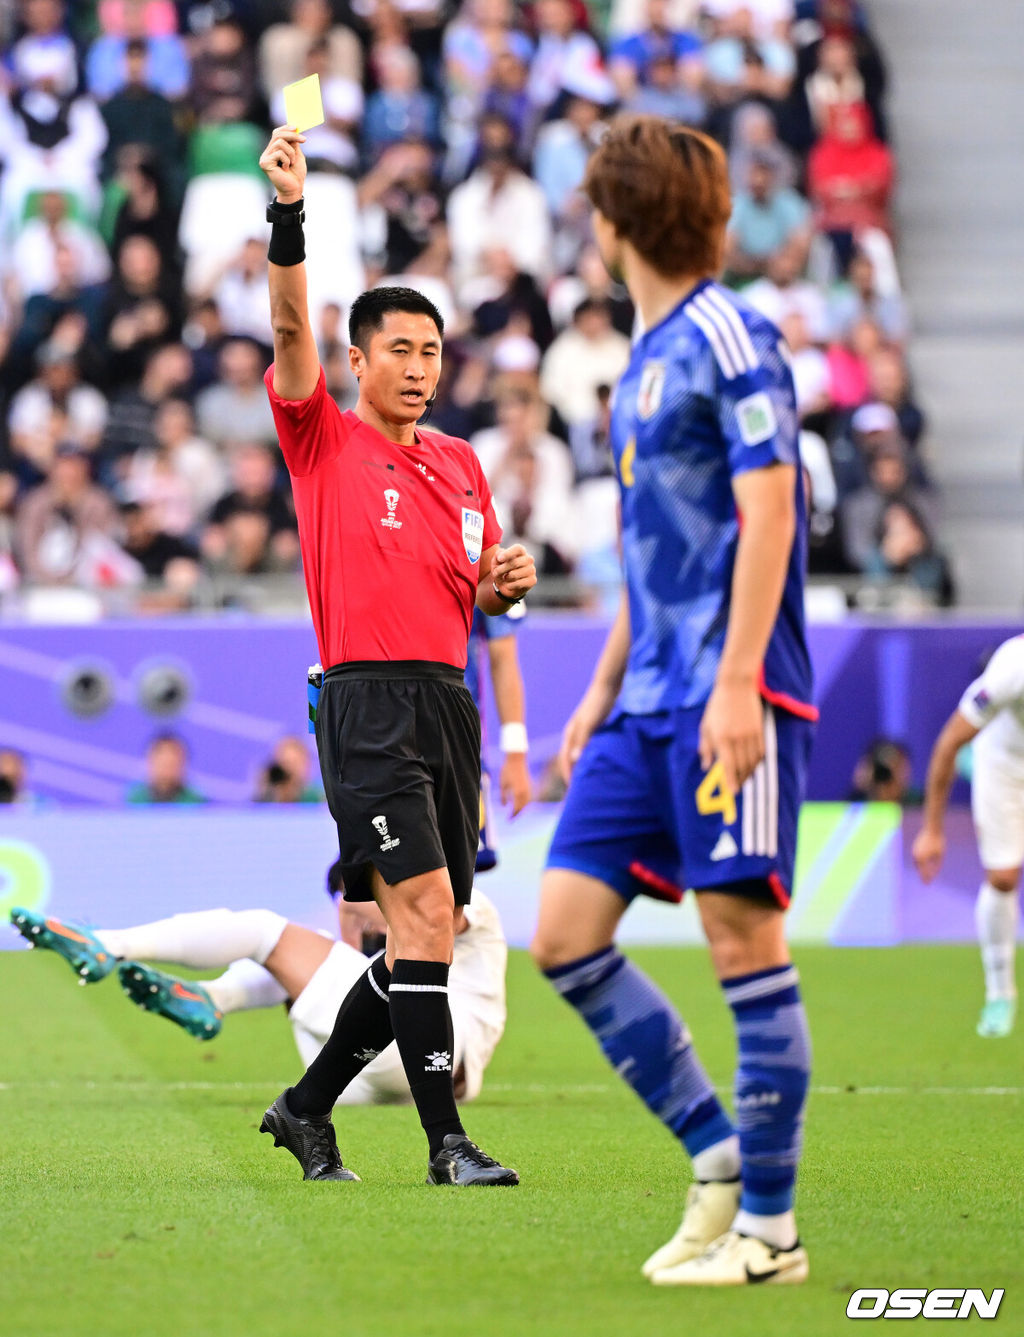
[349, 286, 444, 355]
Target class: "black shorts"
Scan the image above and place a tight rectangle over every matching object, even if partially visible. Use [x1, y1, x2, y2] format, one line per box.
[315, 661, 481, 905]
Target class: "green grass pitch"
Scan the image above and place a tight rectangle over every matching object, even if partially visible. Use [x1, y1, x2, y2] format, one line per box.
[2, 945, 1022, 1337]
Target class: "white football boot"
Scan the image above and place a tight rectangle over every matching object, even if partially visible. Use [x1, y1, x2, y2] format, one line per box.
[651, 1229, 809, 1287]
[641, 1180, 741, 1278]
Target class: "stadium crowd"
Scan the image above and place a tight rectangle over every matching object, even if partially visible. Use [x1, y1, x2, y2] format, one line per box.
[0, 0, 954, 612]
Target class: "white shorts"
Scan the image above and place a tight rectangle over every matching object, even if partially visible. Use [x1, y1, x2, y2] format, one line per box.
[286, 943, 491, 1106]
[972, 756, 1024, 871]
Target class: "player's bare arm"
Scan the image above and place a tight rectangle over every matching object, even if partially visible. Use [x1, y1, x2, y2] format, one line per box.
[700, 462, 796, 796]
[487, 634, 532, 816]
[259, 126, 319, 401]
[560, 588, 631, 782]
[912, 709, 980, 882]
[477, 543, 536, 615]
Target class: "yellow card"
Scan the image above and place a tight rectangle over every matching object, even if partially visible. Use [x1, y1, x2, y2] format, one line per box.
[283, 73, 325, 133]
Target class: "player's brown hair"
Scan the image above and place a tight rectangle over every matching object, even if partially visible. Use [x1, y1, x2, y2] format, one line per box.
[583, 116, 732, 278]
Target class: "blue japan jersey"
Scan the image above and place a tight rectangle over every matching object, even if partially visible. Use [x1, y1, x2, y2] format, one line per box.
[612, 278, 815, 718]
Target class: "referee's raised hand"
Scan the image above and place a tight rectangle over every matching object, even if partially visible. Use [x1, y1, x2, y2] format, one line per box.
[259, 126, 307, 203]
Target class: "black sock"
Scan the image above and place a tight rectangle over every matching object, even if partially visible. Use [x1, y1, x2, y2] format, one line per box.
[389, 958, 465, 1157]
[288, 954, 393, 1117]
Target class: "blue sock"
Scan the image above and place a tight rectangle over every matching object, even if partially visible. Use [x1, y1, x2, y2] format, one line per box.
[722, 964, 811, 1216]
[545, 947, 735, 1160]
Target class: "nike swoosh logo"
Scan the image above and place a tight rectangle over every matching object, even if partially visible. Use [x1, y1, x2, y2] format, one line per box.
[745, 1265, 780, 1284]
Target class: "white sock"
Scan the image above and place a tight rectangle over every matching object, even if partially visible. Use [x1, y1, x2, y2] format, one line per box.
[202, 959, 289, 1015]
[692, 1134, 741, 1182]
[732, 1208, 798, 1250]
[975, 882, 1019, 1002]
[95, 909, 288, 970]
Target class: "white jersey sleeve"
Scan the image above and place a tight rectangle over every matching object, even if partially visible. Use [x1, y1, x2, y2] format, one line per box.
[958, 636, 1024, 729]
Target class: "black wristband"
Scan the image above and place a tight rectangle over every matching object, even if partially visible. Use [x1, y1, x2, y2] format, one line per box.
[267, 197, 305, 267]
[492, 581, 523, 606]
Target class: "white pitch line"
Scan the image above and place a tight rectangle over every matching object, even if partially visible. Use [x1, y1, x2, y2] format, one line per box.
[1, 1081, 1021, 1096]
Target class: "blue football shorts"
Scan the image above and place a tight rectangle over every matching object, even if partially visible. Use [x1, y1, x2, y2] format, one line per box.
[547, 703, 814, 906]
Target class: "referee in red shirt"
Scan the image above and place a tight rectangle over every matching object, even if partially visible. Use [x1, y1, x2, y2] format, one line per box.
[257, 126, 536, 1186]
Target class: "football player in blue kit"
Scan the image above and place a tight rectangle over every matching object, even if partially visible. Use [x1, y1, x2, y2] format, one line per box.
[530, 117, 817, 1287]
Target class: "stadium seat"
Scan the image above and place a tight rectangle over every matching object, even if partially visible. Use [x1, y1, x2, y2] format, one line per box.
[188, 123, 268, 181]
[179, 173, 270, 293]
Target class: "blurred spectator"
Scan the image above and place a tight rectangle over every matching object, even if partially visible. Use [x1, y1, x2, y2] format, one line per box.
[443, 0, 531, 176]
[194, 339, 276, 448]
[472, 387, 576, 574]
[258, 0, 363, 96]
[798, 425, 849, 574]
[447, 114, 552, 292]
[190, 16, 258, 124]
[825, 245, 907, 344]
[803, 34, 864, 135]
[608, 0, 703, 102]
[8, 343, 108, 479]
[363, 45, 440, 163]
[480, 43, 534, 162]
[109, 156, 182, 267]
[7, 1, 78, 98]
[359, 140, 445, 277]
[208, 239, 273, 348]
[125, 396, 225, 531]
[547, 241, 634, 334]
[100, 41, 184, 182]
[269, 37, 363, 173]
[825, 313, 880, 411]
[85, 0, 190, 101]
[126, 732, 205, 803]
[848, 737, 918, 804]
[254, 735, 324, 803]
[743, 240, 827, 339]
[104, 233, 183, 386]
[540, 298, 630, 427]
[200, 441, 299, 573]
[703, 5, 796, 116]
[7, 190, 111, 304]
[532, 71, 615, 267]
[118, 498, 201, 607]
[703, 0, 794, 43]
[725, 150, 811, 279]
[101, 341, 193, 464]
[865, 345, 924, 449]
[469, 247, 554, 351]
[10, 266, 108, 379]
[807, 101, 894, 255]
[778, 310, 830, 423]
[841, 436, 938, 571]
[864, 500, 954, 608]
[624, 48, 704, 123]
[0, 39, 108, 229]
[14, 442, 119, 585]
[526, 0, 603, 115]
[728, 100, 796, 191]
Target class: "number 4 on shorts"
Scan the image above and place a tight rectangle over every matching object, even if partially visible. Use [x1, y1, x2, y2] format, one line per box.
[695, 761, 737, 826]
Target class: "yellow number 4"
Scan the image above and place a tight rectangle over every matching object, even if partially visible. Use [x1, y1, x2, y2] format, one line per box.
[696, 762, 737, 827]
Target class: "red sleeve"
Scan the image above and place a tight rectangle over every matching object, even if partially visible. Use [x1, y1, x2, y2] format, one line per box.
[264, 364, 348, 477]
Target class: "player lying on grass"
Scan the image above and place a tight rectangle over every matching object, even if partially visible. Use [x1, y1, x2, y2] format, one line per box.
[10, 873, 507, 1108]
[913, 634, 1024, 1038]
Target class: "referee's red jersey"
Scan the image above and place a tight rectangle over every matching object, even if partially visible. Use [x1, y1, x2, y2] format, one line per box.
[266, 366, 502, 669]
